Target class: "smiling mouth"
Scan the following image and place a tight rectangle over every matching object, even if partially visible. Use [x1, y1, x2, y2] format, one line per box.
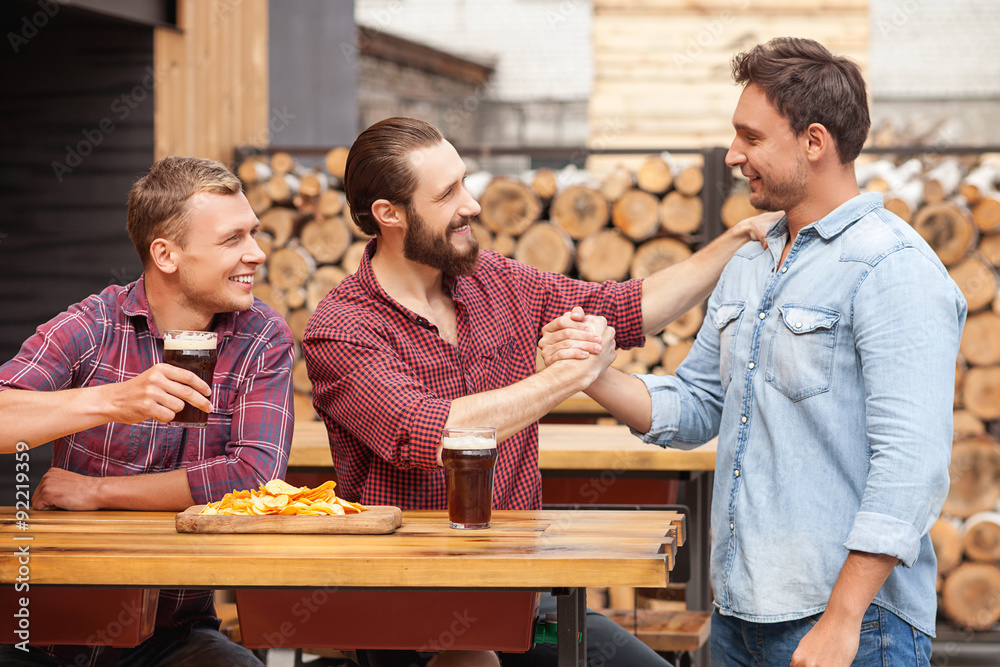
[230, 275, 254, 284]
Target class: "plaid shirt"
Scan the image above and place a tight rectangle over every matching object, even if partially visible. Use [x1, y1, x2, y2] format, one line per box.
[0, 276, 294, 665]
[303, 240, 643, 511]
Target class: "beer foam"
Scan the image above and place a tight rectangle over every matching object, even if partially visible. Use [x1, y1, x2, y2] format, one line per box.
[163, 331, 217, 350]
[442, 435, 496, 450]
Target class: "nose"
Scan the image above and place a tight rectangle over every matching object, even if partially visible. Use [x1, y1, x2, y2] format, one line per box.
[246, 236, 267, 266]
[725, 138, 744, 168]
[460, 184, 481, 217]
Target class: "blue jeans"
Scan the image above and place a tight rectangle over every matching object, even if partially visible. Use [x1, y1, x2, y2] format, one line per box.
[0, 624, 263, 666]
[710, 604, 931, 667]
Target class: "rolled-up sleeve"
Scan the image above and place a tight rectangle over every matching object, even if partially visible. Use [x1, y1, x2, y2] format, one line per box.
[186, 322, 295, 503]
[497, 257, 646, 349]
[631, 284, 727, 448]
[844, 248, 966, 566]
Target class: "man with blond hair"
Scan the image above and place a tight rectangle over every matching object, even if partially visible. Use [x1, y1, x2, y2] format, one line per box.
[0, 156, 294, 666]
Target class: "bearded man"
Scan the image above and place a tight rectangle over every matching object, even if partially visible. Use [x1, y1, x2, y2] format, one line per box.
[302, 116, 773, 667]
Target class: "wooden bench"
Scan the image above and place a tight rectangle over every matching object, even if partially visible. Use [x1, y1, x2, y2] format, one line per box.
[602, 609, 711, 665]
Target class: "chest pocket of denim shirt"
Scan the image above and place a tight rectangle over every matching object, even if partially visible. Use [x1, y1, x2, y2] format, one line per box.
[713, 302, 745, 392]
[766, 304, 840, 401]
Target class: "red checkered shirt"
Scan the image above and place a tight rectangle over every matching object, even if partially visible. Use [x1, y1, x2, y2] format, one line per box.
[303, 240, 644, 511]
[0, 276, 294, 664]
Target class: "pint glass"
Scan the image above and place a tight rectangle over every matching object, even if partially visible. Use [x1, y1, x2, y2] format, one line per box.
[162, 330, 218, 428]
[441, 427, 498, 529]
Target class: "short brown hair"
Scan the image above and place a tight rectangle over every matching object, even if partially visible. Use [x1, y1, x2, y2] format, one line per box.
[127, 156, 242, 266]
[345, 117, 444, 236]
[731, 37, 870, 163]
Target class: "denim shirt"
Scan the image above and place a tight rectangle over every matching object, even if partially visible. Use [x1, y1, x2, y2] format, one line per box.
[636, 193, 966, 636]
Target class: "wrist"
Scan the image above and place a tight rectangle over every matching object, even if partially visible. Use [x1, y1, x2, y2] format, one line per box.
[544, 360, 592, 395]
[88, 382, 119, 424]
[729, 219, 754, 241]
[90, 475, 112, 510]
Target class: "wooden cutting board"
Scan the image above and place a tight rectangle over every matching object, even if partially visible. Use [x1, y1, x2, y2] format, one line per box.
[175, 505, 402, 534]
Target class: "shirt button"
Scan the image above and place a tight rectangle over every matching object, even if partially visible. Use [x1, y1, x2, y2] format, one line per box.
[730, 522, 735, 531]
[741, 415, 747, 424]
[748, 362, 755, 370]
[759, 312, 766, 320]
[795, 322, 803, 329]
[781, 266, 788, 273]
[734, 469, 740, 477]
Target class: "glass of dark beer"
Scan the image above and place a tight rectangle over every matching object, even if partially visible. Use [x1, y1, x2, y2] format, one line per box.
[442, 427, 498, 529]
[162, 330, 218, 428]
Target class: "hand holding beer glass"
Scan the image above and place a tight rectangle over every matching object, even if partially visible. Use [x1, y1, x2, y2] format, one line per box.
[162, 330, 218, 428]
[441, 427, 498, 529]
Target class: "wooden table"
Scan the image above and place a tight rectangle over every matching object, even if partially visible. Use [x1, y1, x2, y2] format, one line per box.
[290, 421, 716, 666]
[0, 507, 683, 666]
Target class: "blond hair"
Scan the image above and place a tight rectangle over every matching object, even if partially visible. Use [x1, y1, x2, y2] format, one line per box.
[127, 156, 242, 266]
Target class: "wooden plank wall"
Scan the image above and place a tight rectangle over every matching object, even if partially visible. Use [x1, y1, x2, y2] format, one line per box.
[153, 0, 269, 164]
[590, 0, 868, 171]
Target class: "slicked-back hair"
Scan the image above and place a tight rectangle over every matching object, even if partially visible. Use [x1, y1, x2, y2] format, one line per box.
[731, 37, 870, 163]
[127, 156, 242, 266]
[345, 117, 444, 236]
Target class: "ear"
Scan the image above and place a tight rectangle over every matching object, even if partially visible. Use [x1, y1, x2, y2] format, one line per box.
[371, 199, 405, 231]
[803, 123, 831, 162]
[149, 238, 179, 274]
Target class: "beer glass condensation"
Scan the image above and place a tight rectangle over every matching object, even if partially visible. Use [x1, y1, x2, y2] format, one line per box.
[162, 330, 218, 428]
[441, 427, 498, 529]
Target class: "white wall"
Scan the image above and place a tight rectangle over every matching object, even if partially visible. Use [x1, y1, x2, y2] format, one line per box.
[355, 0, 593, 102]
[869, 0, 1000, 99]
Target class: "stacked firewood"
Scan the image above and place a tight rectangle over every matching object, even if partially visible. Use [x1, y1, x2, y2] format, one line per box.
[237, 151, 709, 419]
[241, 147, 1000, 630]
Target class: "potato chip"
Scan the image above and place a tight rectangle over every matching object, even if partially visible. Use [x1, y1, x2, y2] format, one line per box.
[199, 479, 364, 516]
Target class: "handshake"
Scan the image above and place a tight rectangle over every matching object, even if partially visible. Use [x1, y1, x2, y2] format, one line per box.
[538, 306, 618, 390]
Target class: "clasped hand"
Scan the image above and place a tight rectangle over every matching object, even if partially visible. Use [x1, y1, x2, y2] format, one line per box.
[539, 307, 616, 383]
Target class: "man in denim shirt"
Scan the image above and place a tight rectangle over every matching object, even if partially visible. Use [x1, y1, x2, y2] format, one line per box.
[541, 38, 966, 666]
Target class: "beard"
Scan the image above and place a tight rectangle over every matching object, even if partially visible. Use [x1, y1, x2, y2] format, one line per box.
[402, 205, 480, 276]
[749, 155, 808, 213]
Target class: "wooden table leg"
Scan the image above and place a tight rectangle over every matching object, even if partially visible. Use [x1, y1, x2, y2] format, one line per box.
[555, 587, 587, 667]
[687, 470, 713, 667]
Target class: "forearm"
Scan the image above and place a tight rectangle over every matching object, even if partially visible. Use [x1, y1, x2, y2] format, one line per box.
[93, 468, 196, 510]
[583, 369, 653, 433]
[446, 362, 595, 443]
[641, 224, 752, 334]
[824, 551, 897, 624]
[0, 387, 113, 452]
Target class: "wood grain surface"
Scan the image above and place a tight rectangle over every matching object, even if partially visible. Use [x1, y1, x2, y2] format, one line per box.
[0, 508, 681, 589]
[175, 505, 402, 534]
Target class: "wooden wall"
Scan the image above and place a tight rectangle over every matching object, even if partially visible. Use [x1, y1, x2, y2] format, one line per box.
[590, 0, 869, 160]
[154, 0, 269, 164]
